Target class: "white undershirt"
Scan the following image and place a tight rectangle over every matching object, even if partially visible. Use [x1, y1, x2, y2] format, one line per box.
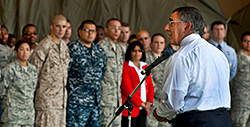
[128, 60, 147, 109]
[111, 41, 116, 51]
[22, 66, 28, 71]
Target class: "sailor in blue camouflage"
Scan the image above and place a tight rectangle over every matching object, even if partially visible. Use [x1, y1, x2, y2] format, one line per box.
[66, 20, 107, 127]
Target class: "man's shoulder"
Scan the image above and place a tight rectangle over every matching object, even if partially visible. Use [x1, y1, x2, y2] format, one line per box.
[39, 36, 51, 44]
[99, 38, 110, 47]
[68, 40, 80, 50]
[0, 45, 10, 54]
[146, 51, 153, 57]
[36, 36, 52, 50]
[223, 42, 236, 53]
[93, 42, 104, 50]
[93, 43, 106, 56]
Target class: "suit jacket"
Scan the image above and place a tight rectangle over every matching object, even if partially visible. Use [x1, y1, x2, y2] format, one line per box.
[121, 61, 154, 117]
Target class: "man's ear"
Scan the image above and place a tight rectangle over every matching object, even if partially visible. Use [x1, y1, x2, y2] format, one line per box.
[50, 25, 53, 31]
[78, 29, 81, 37]
[184, 21, 192, 32]
[104, 27, 108, 34]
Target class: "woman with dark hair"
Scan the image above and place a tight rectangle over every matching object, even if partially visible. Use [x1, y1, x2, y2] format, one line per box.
[121, 41, 154, 127]
[0, 40, 37, 127]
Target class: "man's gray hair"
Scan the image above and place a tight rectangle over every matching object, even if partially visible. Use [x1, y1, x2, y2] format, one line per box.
[173, 6, 205, 35]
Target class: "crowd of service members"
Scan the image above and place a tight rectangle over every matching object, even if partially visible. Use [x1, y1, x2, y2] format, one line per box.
[0, 6, 250, 127]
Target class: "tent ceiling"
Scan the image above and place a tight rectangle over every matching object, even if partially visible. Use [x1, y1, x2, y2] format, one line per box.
[217, 0, 250, 18]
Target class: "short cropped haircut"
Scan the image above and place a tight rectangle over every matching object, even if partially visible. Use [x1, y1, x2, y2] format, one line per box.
[14, 39, 31, 51]
[8, 34, 16, 39]
[173, 6, 205, 35]
[78, 20, 96, 37]
[1, 25, 8, 30]
[96, 25, 104, 30]
[211, 21, 226, 31]
[67, 19, 71, 24]
[22, 24, 38, 35]
[125, 41, 146, 62]
[241, 31, 250, 41]
[121, 22, 129, 27]
[106, 18, 121, 27]
[128, 34, 137, 43]
[151, 33, 166, 43]
[51, 14, 67, 25]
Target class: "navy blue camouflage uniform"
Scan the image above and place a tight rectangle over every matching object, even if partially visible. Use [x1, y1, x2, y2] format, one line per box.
[66, 40, 107, 127]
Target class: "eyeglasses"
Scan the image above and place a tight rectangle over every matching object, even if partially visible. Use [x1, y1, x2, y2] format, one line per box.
[82, 29, 96, 33]
[108, 26, 123, 30]
[168, 21, 184, 25]
[131, 49, 143, 52]
[138, 37, 149, 41]
[243, 40, 250, 43]
[24, 32, 38, 36]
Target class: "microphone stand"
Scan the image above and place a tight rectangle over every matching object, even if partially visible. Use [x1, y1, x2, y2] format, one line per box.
[106, 71, 151, 127]
[106, 53, 169, 127]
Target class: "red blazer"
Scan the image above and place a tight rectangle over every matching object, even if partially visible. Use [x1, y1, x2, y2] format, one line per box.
[121, 61, 154, 117]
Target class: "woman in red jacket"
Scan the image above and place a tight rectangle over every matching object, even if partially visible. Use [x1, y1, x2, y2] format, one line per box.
[121, 41, 154, 127]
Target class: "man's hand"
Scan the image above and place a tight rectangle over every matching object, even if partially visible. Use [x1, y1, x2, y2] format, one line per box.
[153, 108, 172, 123]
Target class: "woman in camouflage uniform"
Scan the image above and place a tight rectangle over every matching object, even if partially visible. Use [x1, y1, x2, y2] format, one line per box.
[231, 31, 250, 127]
[0, 40, 37, 127]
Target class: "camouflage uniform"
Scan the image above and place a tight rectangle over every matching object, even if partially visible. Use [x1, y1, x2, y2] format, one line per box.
[0, 44, 12, 70]
[0, 60, 37, 126]
[145, 51, 170, 127]
[0, 44, 16, 125]
[100, 37, 124, 127]
[231, 50, 250, 127]
[145, 44, 177, 127]
[29, 35, 70, 127]
[118, 43, 128, 55]
[66, 40, 107, 127]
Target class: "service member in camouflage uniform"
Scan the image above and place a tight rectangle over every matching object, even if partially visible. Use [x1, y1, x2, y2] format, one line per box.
[0, 40, 37, 127]
[0, 26, 16, 121]
[100, 18, 124, 127]
[231, 31, 250, 127]
[145, 33, 170, 127]
[136, 30, 151, 54]
[29, 15, 70, 127]
[21, 24, 39, 53]
[0, 26, 12, 70]
[118, 22, 131, 54]
[66, 20, 107, 127]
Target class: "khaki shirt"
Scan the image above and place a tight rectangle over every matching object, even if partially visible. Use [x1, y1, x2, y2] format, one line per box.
[29, 35, 70, 110]
[100, 37, 124, 107]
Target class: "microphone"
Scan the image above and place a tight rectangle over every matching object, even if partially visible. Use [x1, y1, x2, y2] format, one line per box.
[141, 52, 170, 75]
